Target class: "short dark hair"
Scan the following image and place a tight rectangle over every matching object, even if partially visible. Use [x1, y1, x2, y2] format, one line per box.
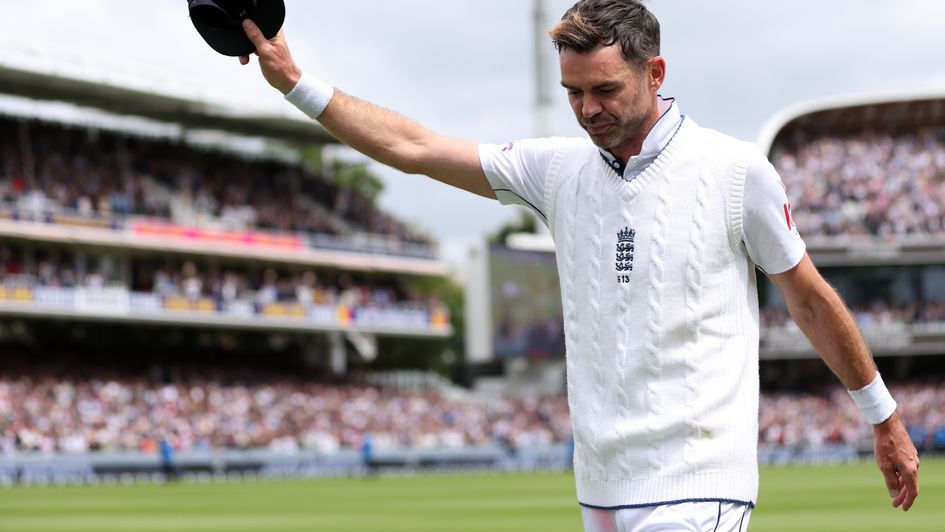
[549, 0, 660, 68]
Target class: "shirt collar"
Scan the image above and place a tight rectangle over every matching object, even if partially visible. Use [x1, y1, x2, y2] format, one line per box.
[599, 96, 681, 173]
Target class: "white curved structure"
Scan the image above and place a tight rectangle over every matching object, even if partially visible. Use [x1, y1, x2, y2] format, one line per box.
[757, 88, 945, 155]
[0, 38, 336, 144]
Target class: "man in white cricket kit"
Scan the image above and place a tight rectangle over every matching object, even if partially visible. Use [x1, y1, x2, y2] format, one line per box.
[235, 0, 919, 529]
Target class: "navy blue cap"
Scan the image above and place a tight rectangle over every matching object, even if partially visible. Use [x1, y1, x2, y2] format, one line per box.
[189, 0, 285, 57]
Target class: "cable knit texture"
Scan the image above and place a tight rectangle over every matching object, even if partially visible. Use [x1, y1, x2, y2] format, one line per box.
[682, 154, 712, 468]
[643, 166, 670, 474]
[545, 119, 759, 508]
[560, 172, 586, 480]
[585, 175, 607, 480]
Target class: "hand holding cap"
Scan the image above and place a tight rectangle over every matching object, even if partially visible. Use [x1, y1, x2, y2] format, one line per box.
[188, 0, 285, 57]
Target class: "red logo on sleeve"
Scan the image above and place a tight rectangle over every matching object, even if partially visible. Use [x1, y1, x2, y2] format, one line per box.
[783, 202, 794, 231]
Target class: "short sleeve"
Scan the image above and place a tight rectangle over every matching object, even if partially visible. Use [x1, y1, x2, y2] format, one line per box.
[743, 149, 806, 274]
[479, 138, 574, 225]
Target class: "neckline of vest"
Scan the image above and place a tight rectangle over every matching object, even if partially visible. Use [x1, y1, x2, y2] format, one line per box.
[600, 115, 691, 202]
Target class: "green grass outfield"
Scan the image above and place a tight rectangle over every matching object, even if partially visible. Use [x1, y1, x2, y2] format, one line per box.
[0, 459, 941, 531]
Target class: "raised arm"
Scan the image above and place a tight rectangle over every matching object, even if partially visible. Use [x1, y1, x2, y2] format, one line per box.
[768, 254, 920, 511]
[239, 19, 495, 199]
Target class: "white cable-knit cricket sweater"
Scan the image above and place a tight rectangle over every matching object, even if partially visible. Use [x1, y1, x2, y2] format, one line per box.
[543, 118, 760, 508]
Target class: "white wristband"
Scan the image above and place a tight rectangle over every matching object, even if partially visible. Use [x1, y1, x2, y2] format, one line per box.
[285, 72, 334, 120]
[847, 373, 897, 425]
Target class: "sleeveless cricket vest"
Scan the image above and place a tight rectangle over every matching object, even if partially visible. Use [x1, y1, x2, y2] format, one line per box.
[543, 118, 760, 508]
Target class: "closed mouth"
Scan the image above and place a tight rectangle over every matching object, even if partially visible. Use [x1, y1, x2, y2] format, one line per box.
[586, 124, 612, 134]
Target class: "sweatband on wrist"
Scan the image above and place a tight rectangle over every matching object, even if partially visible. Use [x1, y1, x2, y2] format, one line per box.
[847, 372, 897, 425]
[285, 72, 334, 119]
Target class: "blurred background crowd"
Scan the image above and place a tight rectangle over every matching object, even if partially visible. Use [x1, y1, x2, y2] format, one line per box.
[773, 129, 945, 238]
[2, 358, 942, 456]
[6, 121, 945, 245]
[760, 382, 945, 451]
[0, 244, 439, 312]
[761, 299, 945, 328]
[0, 358, 570, 456]
[0, 118, 431, 245]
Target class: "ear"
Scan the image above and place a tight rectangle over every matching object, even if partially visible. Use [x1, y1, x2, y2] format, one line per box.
[648, 56, 666, 91]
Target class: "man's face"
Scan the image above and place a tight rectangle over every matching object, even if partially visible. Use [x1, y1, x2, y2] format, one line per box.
[560, 44, 657, 154]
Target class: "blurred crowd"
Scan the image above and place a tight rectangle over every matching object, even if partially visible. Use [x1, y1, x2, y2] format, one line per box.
[773, 129, 945, 237]
[139, 263, 424, 311]
[0, 117, 430, 245]
[5, 118, 945, 243]
[0, 244, 437, 311]
[0, 368, 570, 456]
[761, 299, 945, 328]
[760, 381, 945, 451]
[2, 361, 942, 455]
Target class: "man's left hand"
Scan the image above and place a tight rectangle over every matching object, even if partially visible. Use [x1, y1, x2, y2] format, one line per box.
[873, 411, 920, 511]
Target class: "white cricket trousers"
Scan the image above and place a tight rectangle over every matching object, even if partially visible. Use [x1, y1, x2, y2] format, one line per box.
[582, 501, 752, 532]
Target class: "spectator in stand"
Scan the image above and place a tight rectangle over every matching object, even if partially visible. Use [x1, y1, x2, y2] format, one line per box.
[181, 262, 202, 301]
[153, 266, 178, 297]
[296, 271, 317, 309]
[337, 275, 362, 308]
[218, 272, 242, 308]
[0, 246, 20, 276]
[255, 268, 279, 306]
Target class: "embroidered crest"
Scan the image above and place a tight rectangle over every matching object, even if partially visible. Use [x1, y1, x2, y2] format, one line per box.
[616, 227, 635, 273]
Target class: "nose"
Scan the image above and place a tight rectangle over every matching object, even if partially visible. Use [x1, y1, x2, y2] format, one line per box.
[581, 96, 602, 120]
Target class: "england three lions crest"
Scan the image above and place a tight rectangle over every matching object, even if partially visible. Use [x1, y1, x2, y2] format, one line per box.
[616, 227, 635, 273]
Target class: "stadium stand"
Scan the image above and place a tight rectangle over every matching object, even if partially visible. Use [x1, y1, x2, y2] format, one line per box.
[751, 93, 945, 461]
[0, 53, 453, 353]
[0, 45, 461, 485]
[772, 130, 945, 238]
[0, 115, 432, 248]
[757, 92, 945, 358]
[759, 382, 945, 452]
[0, 243, 440, 312]
[0, 354, 571, 456]
[0, 238, 451, 339]
[2, 357, 942, 461]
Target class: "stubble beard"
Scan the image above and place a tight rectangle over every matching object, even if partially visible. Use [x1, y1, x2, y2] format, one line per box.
[589, 106, 651, 152]
[585, 87, 654, 152]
